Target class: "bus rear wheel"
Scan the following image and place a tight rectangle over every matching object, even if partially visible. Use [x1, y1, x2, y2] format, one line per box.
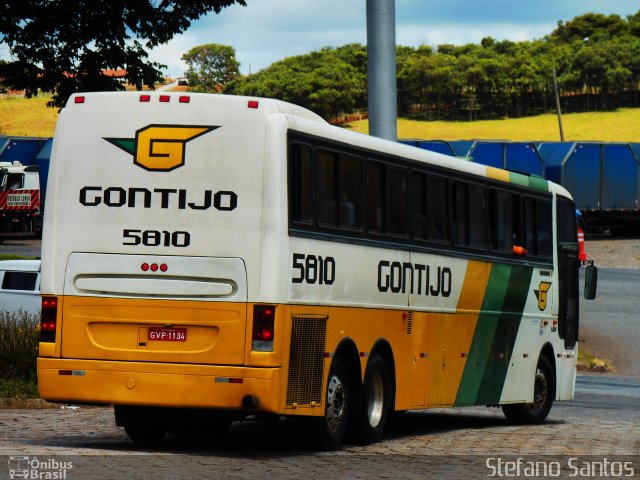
[313, 358, 350, 450]
[351, 354, 391, 444]
[502, 355, 555, 424]
[123, 415, 166, 443]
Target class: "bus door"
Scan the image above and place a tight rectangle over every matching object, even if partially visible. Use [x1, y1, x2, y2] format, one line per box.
[556, 199, 579, 349]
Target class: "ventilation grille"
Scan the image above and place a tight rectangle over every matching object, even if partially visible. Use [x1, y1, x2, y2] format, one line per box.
[286, 316, 327, 407]
[406, 311, 413, 334]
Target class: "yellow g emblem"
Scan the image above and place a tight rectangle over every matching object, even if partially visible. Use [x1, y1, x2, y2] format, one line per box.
[534, 282, 552, 311]
[105, 125, 218, 172]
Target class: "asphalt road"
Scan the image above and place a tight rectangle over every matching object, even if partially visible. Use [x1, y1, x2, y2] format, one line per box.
[580, 267, 640, 378]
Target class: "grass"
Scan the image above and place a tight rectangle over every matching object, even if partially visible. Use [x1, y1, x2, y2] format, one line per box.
[348, 108, 640, 142]
[0, 377, 38, 399]
[577, 347, 613, 373]
[0, 93, 59, 137]
[3, 93, 640, 142]
[0, 254, 37, 261]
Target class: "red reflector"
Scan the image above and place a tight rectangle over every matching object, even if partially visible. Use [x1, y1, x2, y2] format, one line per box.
[141, 263, 149, 272]
[160, 264, 168, 272]
[150, 263, 158, 272]
[40, 296, 58, 342]
[248, 100, 259, 109]
[42, 297, 58, 309]
[179, 96, 190, 103]
[41, 321, 56, 331]
[59, 370, 72, 376]
[252, 305, 275, 345]
[140, 95, 151, 102]
[74, 96, 85, 104]
[159, 95, 170, 103]
[256, 328, 273, 341]
[229, 378, 244, 384]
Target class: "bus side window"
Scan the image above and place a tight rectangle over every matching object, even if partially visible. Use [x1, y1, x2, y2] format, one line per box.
[411, 172, 427, 240]
[367, 161, 384, 233]
[316, 149, 338, 226]
[386, 166, 408, 236]
[490, 190, 521, 253]
[536, 199, 552, 257]
[291, 143, 313, 225]
[427, 175, 449, 243]
[454, 182, 487, 249]
[523, 197, 552, 258]
[411, 172, 448, 243]
[338, 153, 363, 229]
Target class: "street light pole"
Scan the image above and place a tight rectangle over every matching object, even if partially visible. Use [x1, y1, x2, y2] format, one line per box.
[552, 68, 565, 141]
[367, 0, 397, 141]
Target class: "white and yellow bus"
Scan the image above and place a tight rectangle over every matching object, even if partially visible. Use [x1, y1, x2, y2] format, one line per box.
[38, 92, 596, 449]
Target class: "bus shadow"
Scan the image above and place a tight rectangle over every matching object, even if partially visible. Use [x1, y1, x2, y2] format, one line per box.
[28, 409, 565, 456]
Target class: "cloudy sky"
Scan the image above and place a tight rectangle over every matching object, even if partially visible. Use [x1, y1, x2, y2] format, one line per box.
[149, 0, 640, 77]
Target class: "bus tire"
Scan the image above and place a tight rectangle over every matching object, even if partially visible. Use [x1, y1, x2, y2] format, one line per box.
[351, 354, 391, 444]
[502, 355, 555, 425]
[313, 357, 350, 450]
[123, 411, 166, 443]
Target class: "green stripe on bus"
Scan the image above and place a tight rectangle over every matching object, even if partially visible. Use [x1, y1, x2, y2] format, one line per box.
[455, 263, 533, 406]
[508, 172, 530, 188]
[508, 172, 549, 193]
[527, 175, 549, 192]
[475, 265, 533, 405]
[454, 263, 511, 406]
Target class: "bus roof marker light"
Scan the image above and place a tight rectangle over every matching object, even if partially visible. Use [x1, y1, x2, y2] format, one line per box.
[179, 96, 190, 103]
[74, 96, 85, 104]
[248, 100, 259, 109]
[141, 263, 149, 272]
[140, 95, 151, 102]
[160, 264, 168, 272]
[159, 95, 170, 103]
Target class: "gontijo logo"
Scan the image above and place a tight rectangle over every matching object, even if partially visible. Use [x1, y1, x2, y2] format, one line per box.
[105, 125, 219, 171]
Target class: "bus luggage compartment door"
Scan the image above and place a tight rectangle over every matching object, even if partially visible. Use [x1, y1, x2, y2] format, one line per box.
[59, 253, 248, 365]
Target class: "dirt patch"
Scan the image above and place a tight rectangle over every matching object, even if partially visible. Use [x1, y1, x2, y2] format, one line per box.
[583, 236, 640, 269]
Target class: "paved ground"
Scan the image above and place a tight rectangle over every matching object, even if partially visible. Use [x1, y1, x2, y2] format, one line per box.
[0, 385, 638, 479]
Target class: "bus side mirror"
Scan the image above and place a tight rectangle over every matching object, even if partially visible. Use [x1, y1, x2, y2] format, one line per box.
[584, 263, 597, 300]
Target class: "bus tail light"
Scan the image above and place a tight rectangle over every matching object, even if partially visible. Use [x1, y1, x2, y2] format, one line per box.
[40, 297, 58, 342]
[252, 305, 275, 352]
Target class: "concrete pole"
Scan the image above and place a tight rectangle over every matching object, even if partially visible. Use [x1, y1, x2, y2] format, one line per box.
[366, 0, 397, 141]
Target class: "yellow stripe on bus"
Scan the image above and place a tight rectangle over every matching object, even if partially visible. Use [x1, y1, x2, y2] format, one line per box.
[485, 166, 510, 183]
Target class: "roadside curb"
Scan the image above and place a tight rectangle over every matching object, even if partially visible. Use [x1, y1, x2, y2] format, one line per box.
[0, 398, 58, 409]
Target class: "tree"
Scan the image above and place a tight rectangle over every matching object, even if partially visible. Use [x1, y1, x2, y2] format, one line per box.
[225, 46, 365, 120]
[182, 44, 240, 91]
[0, 0, 246, 108]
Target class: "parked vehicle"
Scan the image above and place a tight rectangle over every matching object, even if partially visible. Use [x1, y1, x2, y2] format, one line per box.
[0, 259, 41, 316]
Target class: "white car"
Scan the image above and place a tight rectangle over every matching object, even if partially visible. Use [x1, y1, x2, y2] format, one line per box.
[0, 259, 40, 316]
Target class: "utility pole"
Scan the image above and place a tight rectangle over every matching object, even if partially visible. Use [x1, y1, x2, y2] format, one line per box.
[367, 0, 397, 141]
[552, 68, 565, 141]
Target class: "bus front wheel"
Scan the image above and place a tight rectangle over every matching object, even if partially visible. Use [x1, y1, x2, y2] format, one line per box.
[313, 358, 350, 450]
[502, 355, 556, 424]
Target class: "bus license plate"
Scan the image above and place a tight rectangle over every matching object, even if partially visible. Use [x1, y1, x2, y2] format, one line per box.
[148, 327, 187, 342]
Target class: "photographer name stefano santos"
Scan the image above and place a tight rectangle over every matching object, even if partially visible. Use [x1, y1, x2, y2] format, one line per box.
[486, 457, 635, 477]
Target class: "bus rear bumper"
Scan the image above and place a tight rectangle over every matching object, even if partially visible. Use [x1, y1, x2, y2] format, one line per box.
[37, 358, 282, 413]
